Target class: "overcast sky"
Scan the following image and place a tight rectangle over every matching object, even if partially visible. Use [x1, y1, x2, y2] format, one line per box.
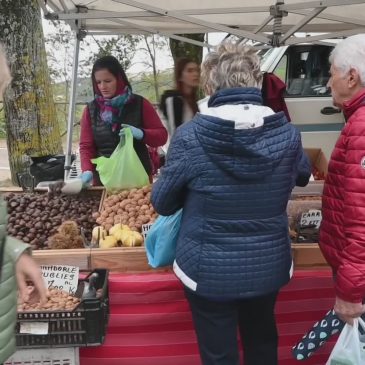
[42, 18, 227, 76]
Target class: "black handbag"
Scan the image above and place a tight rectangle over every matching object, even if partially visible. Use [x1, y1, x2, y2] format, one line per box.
[29, 154, 75, 185]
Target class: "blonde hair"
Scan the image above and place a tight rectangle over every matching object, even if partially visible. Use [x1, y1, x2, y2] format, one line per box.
[0, 44, 11, 97]
[201, 52, 219, 95]
[201, 41, 262, 95]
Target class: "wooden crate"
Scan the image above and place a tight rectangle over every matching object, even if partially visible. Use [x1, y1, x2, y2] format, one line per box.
[89, 243, 328, 272]
[90, 246, 169, 273]
[30, 243, 329, 272]
[33, 248, 91, 270]
[292, 243, 328, 268]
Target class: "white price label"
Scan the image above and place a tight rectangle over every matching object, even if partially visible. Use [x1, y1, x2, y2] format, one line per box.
[41, 265, 79, 295]
[142, 223, 153, 240]
[19, 322, 49, 335]
[300, 209, 322, 228]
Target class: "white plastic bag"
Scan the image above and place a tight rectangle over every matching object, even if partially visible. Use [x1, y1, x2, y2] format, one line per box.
[326, 318, 365, 365]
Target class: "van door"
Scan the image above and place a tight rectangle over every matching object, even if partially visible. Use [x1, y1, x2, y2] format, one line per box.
[272, 45, 344, 159]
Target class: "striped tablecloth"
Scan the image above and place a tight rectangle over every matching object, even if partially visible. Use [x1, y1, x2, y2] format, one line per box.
[80, 269, 336, 365]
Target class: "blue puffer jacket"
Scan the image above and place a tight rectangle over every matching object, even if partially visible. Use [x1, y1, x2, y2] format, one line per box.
[152, 87, 311, 300]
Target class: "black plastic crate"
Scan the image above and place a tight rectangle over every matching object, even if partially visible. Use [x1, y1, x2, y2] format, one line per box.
[16, 269, 109, 348]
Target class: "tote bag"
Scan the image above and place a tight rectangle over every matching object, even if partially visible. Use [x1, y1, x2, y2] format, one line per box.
[326, 318, 365, 365]
[145, 209, 182, 268]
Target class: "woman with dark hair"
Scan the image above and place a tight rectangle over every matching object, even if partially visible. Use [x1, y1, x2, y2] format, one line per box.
[159, 57, 200, 137]
[79, 55, 168, 186]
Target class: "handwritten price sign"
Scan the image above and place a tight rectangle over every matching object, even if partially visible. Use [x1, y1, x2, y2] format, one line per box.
[300, 209, 322, 229]
[41, 265, 79, 295]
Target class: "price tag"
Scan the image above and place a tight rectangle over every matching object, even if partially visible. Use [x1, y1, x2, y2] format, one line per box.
[19, 322, 49, 335]
[142, 223, 153, 240]
[41, 265, 79, 295]
[300, 209, 322, 228]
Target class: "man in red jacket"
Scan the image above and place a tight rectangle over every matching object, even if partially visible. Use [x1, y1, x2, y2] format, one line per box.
[319, 34, 365, 324]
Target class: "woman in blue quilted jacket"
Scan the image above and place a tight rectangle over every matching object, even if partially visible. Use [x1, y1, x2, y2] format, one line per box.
[152, 41, 311, 365]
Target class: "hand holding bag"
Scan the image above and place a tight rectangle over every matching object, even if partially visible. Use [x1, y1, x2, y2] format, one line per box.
[326, 318, 365, 365]
[92, 128, 149, 192]
[145, 209, 182, 268]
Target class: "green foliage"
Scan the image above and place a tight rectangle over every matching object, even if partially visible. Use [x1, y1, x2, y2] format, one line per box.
[130, 69, 174, 103]
[169, 34, 205, 63]
[85, 35, 140, 71]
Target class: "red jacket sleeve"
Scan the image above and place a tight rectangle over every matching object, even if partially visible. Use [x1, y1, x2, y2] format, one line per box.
[335, 114, 365, 303]
[141, 98, 168, 147]
[79, 106, 96, 173]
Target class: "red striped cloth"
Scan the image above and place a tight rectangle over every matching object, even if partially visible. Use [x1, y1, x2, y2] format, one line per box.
[80, 269, 336, 365]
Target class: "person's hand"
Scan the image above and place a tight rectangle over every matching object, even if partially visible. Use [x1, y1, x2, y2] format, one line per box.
[334, 296, 365, 324]
[16, 253, 47, 305]
[80, 171, 93, 188]
[119, 124, 144, 140]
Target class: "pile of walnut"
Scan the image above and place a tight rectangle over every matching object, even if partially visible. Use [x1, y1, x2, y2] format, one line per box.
[94, 185, 158, 233]
[18, 288, 80, 312]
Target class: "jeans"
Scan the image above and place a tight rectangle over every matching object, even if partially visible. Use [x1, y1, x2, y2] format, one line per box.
[185, 288, 278, 365]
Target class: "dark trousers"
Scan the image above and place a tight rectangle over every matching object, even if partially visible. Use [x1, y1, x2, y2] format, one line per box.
[185, 288, 278, 365]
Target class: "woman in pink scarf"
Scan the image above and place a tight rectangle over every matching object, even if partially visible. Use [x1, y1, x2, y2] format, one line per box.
[79, 56, 167, 186]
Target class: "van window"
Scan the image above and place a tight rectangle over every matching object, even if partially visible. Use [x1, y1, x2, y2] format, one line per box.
[284, 45, 332, 97]
[273, 54, 288, 82]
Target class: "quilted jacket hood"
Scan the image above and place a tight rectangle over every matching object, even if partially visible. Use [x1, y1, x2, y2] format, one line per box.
[196, 87, 290, 180]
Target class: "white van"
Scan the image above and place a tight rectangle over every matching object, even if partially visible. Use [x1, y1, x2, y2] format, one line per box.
[260, 43, 343, 160]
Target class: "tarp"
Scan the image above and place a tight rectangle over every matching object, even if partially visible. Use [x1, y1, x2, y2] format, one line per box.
[41, 0, 365, 47]
[80, 270, 336, 365]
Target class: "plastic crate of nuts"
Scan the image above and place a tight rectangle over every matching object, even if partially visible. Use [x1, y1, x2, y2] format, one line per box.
[15, 269, 109, 348]
[4, 347, 79, 365]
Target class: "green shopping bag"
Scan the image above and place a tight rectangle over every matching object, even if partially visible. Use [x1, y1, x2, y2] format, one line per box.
[92, 128, 149, 192]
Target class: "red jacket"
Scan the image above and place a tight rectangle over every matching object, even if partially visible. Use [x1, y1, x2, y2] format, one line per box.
[79, 97, 167, 174]
[319, 89, 365, 303]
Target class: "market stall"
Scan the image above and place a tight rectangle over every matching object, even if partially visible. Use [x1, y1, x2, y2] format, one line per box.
[38, 0, 365, 178]
[2, 140, 330, 364]
[6, 1, 357, 363]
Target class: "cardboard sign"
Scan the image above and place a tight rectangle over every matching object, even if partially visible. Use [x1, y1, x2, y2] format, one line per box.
[142, 223, 153, 240]
[300, 209, 322, 229]
[41, 265, 79, 295]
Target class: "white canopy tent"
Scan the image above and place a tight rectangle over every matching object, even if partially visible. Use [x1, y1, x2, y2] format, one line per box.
[38, 0, 365, 177]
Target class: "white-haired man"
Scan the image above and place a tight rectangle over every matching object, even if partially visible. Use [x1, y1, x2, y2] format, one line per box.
[319, 34, 365, 324]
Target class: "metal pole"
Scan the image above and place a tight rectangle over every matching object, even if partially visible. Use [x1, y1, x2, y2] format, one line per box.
[64, 31, 81, 180]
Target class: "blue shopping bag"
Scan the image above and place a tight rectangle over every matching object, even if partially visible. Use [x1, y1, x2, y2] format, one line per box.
[145, 209, 182, 268]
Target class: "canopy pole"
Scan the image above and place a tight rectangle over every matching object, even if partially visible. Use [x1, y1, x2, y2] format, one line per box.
[64, 30, 83, 180]
[270, 0, 288, 47]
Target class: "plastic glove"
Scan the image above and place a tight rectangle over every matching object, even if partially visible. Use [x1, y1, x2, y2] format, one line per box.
[80, 170, 93, 188]
[119, 124, 144, 140]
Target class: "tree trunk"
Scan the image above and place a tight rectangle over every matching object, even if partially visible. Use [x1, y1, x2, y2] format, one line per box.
[169, 34, 205, 64]
[0, 0, 62, 184]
